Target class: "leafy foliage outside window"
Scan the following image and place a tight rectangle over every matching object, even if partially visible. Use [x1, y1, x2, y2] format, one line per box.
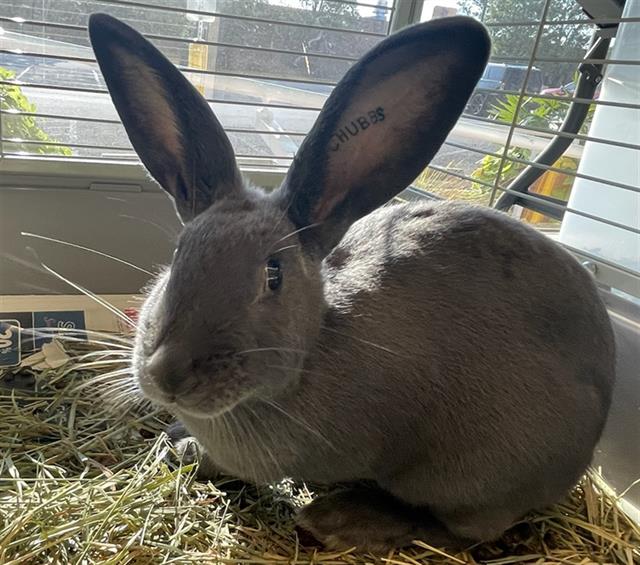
[0, 67, 72, 156]
[472, 144, 531, 191]
[472, 93, 593, 193]
[491, 91, 596, 134]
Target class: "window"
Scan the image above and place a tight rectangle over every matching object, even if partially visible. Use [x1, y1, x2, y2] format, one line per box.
[0, 0, 396, 164]
[486, 64, 505, 81]
[412, 0, 639, 298]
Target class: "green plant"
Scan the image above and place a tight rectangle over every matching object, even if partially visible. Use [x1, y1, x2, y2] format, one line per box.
[472, 145, 531, 190]
[0, 67, 72, 156]
[490, 92, 596, 134]
[471, 93, 593, 190]
[492, 94, 564, 130]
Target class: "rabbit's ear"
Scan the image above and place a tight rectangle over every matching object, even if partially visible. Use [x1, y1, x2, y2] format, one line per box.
[89, 13, 241, 222]
[279, 17, 490, 252]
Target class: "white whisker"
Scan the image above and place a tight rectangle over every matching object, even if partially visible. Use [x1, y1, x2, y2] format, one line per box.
[0, 251, 51, 275]
[103, 389, 143, 409]
[268, 198, 292, 242]
[73, 368, 133, 392]
[228, 410, 259, 486]
[54, 336, 132, 351]
[219, 413, 240, 475]
[237, 347, 306, 356]
[262, 399, 337, 453]
[80, 373, 133, 391]
[101, 380, 135, 393]
[75, 350, 132, 362]
[248, 406, 283, 480]
[270, 222, 322, 249]
[119, 214, 179, 241]
[240, 408, 267, 482]
[100, 381, 139, 397]
[18, 282, 63, 294]
[268, 244, 299, 257]
[99, 383, 136, 396]
[62, 359, 130, 376]
[321, 326, 406, 357]
[21, 231, 154, 276]
[265, 364, 329, 379]
[35, 259, 137, 328]
[27, 331, 132, 352]
[31, 326, 133, 346]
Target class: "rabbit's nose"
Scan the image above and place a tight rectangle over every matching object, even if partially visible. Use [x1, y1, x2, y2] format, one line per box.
[145, 345, 185, 393]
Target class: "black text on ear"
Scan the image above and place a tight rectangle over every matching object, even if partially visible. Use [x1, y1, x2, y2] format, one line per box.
[329, 106, 386, 152]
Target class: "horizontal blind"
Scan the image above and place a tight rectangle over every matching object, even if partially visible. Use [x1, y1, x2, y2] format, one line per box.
[0, 0, 395, 166]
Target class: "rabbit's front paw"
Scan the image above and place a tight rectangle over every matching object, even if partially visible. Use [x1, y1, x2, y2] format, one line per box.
[166, 421, 220, 480]
[296, 487, 460, 553]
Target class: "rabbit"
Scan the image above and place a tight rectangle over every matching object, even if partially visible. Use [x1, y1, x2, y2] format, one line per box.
[89, 13, 616, 553]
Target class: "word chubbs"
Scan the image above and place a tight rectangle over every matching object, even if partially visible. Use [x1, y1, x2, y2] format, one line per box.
[330, 107, 385, 152]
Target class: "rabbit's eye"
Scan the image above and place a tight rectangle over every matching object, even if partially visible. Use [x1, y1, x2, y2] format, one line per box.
[265, 259, 282, 291]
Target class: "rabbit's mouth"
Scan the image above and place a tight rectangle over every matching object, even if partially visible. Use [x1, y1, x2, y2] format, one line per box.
[137, 355, 258, 419]
[173, 366, 257, 418]
[135, 335, 305, 417]
[175, 386, 254, 420]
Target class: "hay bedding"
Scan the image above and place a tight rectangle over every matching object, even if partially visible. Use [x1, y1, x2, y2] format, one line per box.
[0, 336, 638, 565]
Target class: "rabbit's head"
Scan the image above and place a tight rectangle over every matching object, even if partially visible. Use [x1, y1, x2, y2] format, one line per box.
[89, 13, 489, 418]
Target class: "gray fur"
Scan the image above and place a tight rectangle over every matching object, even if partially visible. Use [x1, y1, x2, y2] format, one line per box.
[91, 14, 616, 552]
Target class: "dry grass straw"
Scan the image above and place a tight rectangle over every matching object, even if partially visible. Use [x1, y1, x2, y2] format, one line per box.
[0, 337, 638, 564]
[411, 166, 491, 205]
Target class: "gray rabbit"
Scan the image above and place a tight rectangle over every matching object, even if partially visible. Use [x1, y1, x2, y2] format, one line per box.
[89, 14, 615, 552]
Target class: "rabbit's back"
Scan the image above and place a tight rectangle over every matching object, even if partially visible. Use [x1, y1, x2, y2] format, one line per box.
[312, 200, 615, 505]
[323, 200, 614, 410]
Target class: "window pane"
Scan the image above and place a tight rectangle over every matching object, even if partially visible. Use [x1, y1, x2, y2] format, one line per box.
[0, 0, 394, 164]
[413, 0, 633, 239]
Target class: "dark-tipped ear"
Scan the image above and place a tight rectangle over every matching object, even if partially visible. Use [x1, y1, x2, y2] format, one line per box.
[277, 16, 490, 253]
[89, 13, 241, 222]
